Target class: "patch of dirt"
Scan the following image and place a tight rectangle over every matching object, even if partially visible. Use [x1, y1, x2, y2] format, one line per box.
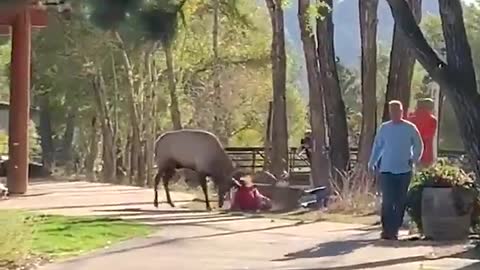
[0, 255, 51, 270]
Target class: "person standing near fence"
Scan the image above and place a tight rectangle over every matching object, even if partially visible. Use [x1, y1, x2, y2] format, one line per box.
[299, 130, 312, 163]
[368, 100, 423, 240]
[407, 98, 437, 168]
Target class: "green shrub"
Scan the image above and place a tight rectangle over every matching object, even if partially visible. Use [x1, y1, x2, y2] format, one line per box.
[0, 132, 7, 155]
[406, 162, 480, 233]
[28, 120, 42, 158]
[0, 210, 35, 267]
[0, 120, 41, 159]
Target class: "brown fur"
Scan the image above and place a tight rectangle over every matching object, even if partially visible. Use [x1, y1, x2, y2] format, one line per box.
[153, 129, 237, 210]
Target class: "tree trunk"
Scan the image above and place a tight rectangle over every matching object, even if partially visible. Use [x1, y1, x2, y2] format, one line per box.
[111, 52, 122, 179]
[316, 0, 350, 175]
[383, 0, 422, 121]
[437, 88, 445, 151]
[357, 0, 379, 168]
[137, 139, 146, 185]
[164, 44, 183, 130]
[263, 101, 273, 170]
[135, 50, 155, 187]
[38, 94, 54, 170]
[124, 137, 131, 180]
[115, 32, 143, 185]
[61, 107, 76, 172]
[298, 0, 331, 189]
[145, 112, 156, 187]
[438, 0, 480, 177]
[144, 48, 157, 187]
[211, 0, 226, 143]
[91, 71, 116, 182]
[129, 133, 141, 185]
[85, 116, 98, 179]
[385, 0, 480, 179]
[265, 0, 289, 180]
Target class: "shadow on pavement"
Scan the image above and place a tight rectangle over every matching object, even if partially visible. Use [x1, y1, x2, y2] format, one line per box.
[90, 207, 268, 226]
[457, 262, 480, 270]
[62, 219, 312, 263]
[24, 201, 191, 211]
[315, 251, 479, 270]
[326, 225, 381, 233]
[28, 181, 127, 188]
[94, 208, 207, 214]
[273, 239, 378, 261]
[299, 255, 428, 270]
[9, 192, 53, 198]
[299, 250, 479, 270]
[455, 247, 480, 269]
[278, 240, 480, 270]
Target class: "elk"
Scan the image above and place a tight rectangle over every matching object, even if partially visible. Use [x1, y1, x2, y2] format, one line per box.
[153, 129, 239, 210]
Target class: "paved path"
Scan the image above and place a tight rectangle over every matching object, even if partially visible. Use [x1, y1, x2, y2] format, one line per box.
[1, 180, 479, 270]
[0, 180, 194, 216]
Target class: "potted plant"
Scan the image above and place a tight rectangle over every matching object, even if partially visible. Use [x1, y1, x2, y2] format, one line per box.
[406, 162, 480, 241]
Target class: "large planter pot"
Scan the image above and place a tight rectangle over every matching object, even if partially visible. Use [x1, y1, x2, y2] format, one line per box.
[421, 187, 471, 241]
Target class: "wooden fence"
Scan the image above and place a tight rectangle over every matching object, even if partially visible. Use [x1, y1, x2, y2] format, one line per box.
[225, 146, 467, 173]
[0, 142, 465, 174]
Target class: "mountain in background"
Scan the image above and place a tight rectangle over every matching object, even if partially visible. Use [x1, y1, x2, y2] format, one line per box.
[283, 0, 440, 68]
[268, 0, 441, 97]
[255, 0, 450, 96]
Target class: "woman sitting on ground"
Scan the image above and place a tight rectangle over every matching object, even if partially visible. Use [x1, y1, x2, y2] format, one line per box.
[230, 175, 272, 212]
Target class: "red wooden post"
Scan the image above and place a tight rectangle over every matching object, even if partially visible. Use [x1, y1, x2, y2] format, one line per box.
[0, 4, 46, 194]
[7, 9, 31, 194]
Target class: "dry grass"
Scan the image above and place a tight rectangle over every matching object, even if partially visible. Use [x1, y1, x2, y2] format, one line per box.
[327, 168, 379, 216]
[170, 169, 381, 225]
[0, 210, 35, 268]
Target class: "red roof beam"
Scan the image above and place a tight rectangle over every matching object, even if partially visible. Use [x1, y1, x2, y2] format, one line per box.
[0, 6, 48, 27]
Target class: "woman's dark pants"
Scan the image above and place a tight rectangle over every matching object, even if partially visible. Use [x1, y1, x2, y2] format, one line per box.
[379, 172, 412, 237]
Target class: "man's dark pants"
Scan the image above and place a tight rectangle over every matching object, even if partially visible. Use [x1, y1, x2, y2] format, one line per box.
[379, 172, 412, 237]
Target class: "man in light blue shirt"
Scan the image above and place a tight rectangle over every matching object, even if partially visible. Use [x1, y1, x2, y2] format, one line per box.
[368, 100, 423, 240]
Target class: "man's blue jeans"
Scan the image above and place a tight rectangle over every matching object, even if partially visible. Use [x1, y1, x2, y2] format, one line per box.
[380, 172, 412, 237]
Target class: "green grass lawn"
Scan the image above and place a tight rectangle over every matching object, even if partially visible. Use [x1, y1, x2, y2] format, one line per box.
[0, 210, 152, 267]
[31, 214, 152, 258]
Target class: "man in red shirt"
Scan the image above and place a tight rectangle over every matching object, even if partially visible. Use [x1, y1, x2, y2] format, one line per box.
[407, 98, 438, 167]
